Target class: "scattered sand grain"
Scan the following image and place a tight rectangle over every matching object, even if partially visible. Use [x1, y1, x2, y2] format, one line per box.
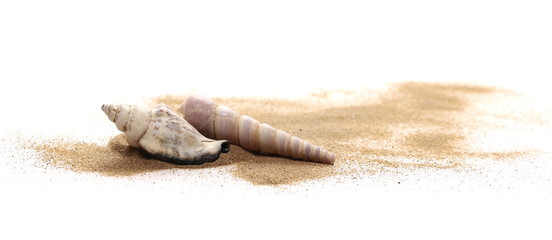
[31, 82, 540, 185]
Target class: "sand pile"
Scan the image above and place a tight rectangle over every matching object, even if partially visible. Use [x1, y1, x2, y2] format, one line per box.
[31, 82, 543, 185]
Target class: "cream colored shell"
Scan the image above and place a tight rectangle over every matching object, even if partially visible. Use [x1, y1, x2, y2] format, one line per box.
[178, 95, 336, 164]
[102, 103, 230, 164]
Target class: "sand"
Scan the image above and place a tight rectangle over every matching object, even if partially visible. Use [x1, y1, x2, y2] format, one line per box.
[29, 81, 546, 185]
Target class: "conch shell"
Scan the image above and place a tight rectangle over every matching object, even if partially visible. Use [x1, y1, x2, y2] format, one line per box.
[178, 95, 336, 164]
[101, 103, 230, 164]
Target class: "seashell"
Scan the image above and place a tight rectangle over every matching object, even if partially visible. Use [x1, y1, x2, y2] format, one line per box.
[101, 103, 230, 165]
[178, 95, 336, 164]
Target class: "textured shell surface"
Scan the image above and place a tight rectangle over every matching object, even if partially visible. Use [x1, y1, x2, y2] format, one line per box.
[102, 103, 230, 165]
[179, 95, 336, 164]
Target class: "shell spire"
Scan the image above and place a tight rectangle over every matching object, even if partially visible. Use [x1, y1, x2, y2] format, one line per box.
[102, 103, 230, 165]
[178, 95, 336, 164]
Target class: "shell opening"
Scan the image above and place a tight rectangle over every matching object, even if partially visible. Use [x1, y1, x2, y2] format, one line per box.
[220, 141, 231, 153]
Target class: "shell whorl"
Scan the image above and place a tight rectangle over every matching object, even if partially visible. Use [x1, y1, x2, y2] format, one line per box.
[101, 104, 150, 147]
[179, 95, 336, 164]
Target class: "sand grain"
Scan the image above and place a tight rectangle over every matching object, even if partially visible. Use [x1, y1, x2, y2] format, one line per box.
[31, 82, 540, 185]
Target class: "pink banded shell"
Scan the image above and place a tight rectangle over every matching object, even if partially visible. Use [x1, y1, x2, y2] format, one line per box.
[179, 95, 336, 164]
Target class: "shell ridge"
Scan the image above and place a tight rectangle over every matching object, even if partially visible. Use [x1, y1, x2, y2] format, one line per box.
[236, 113, 242, 148]
[112, 105, 120, 125]
[213, 105, 218, 140]
[135, 105, 152, 145]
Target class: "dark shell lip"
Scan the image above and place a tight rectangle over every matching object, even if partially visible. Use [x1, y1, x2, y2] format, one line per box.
[141, 143, 230, 165]
[138, 141, 231, 165]
[220, 141, 231, 153]
[148, 152, 224, 165]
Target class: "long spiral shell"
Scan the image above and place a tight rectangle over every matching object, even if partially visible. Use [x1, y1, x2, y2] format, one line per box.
[178, 95, 336, 164]
[101, 103, 230, 164]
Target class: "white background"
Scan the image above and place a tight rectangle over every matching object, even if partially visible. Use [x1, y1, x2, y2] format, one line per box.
[1, 0, 551, 99]
[1, 1, 551, 239]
